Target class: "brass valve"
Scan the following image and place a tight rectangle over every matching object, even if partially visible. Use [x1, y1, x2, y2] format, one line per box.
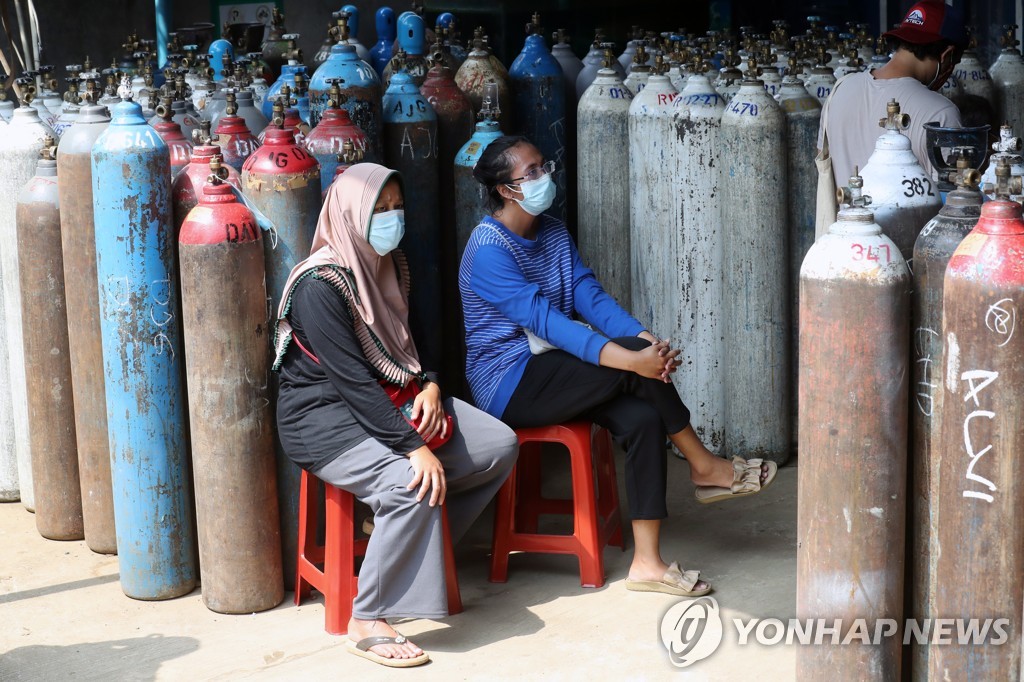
[526, 12, 542, 36]
[1000, 25, 1020, 51]
[325, 78, 348, 108]
[40, 135, 57, 161]
[552, 29, 570, 46]
[984, 156, 1024, 199]
[600, 43, 616, 70]
[208, 155, 229, 182]
[329, 12, 351, 44]
[837, 168, 872, 208]
[193, 119, 215, 146]
[155, 96, 174, 121]
[879, 99, 911, 131]
[949, 150, 982, 190]
[224, 88, 238, 116]
[337, 138, 364, 165]
[632, 42, 649, 69]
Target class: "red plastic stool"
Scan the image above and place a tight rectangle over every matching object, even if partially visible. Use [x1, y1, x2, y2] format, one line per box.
[294, 469, 463, 635]
[490, 421, 624, 588]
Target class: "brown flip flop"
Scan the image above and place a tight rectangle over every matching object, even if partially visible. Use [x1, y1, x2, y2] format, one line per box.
[347, 635, 430, 668]
[625, 561, 712, 597]
[695, 457, 778, 504]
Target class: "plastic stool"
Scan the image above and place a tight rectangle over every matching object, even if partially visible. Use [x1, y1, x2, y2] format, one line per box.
[490, 421, 624, 588]
[295, 469, 462, 635]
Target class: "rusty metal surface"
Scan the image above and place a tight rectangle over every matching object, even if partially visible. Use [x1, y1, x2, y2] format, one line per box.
[172, 146, 242, 235]
[56, 105, 116, 554]
[907, 187, 981, 681]
[455, 53, 514, 133]
[214, 116, 261, 172]
[931, 199, 1024, 680]
[179, 188, 283, 613]
[797, 210, 911, 680]
[16, 162, 83, 541]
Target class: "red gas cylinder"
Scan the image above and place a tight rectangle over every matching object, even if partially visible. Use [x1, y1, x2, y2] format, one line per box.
[304, 79, 370, 194]
[172, 120, 241, 235]
[240, 124, 320, 590]
[931, 160, 1024, 681]
[214, 90, 261, 172]
[153, 96, 193, 178]
[178, 176, 283, 614]
[322, 138, 365, 200]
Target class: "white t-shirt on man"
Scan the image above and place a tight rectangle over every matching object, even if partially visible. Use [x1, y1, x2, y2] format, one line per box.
[817, 71, 962, 187]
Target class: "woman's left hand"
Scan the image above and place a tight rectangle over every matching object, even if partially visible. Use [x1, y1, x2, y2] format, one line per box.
[411, 382, 447, 443]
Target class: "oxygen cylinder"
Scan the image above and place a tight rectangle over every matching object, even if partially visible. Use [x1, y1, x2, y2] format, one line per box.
[370, 7, 397, 77]
[92, 95, 196, 599]
[304, 80, 370, 194]
[714, 48, 743, 103]
[755, 55, 783, 98]
[669, 66, 726, 452]
[55, 97, 116, 553]
[307, 43, 382, 159]
[16, 139, 83, 540]
[454, 81, 502, 257]
[261, 58, 306, 119]
[860, 100, 943, 264]
[796, 173, 911, 681]
[804, 46, 836, 106]
[233, 90, 269, 137]
[551, 29, 583, 106]
[981, 124, 1024, 203]
[777, 73, 821, 449]
[907, 155, 983, 681]
[322, 139, 364, 199]
[214, 90, 261, 172]
[623, 43, 652, 95]
[0, 82, 14, 122]
[938, 72, 964, 101]
[437, 13, 466, 67]
[930, 162, 1024, 681]
[455, 36, 514, 134]
[173, 123, 242, 233]
[618, 27, 642, 72]
[178, 175, 283, 614]
[629, 65, 677, 334]
[149, 98, 199, 141]
[720, 69, 790, 463]
[209, 32, 234, 81]
[152, 97, 194, 179]
[382, 70, 442, 372]
[509, 14, 568, 224]
[241, 122, 320, 591]
[261, 8, 291, 81]
[953, 38, 994, 103]
[53, 77, 81, 139]
[384, 13, 429, 87]
[420, 55, 473, 384]
[0, 104, 54, 512]
[577, 50, 633, 310]
[577, 30, 624, 99]
[341, 5, 370, 61]
[258, 96, 309, 147]
[989, 26, 1024, 132]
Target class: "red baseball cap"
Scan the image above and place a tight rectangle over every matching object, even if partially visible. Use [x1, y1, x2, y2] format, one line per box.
[882, 0, 966, 46]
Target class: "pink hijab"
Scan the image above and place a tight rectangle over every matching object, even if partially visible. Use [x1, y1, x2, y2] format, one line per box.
[274, 163, 423, 380]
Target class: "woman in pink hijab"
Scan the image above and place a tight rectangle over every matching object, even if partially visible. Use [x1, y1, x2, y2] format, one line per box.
[273, 163, 518, 668]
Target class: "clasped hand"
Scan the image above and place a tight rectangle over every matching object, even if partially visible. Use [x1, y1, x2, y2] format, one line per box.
[636, 334, 681, 383]
[407, 383, 447, 506]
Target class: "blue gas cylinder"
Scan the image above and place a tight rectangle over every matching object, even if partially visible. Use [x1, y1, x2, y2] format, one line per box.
[308, 44, 382, 160]
[91, 98, 196, 600]
[262, 61, 307, 119]
[454, 117, 502, 257]
[208, 38, 234, 81]
[369, 7, 396, 77]
[509, 28, 568, 223]
[436, 12, 467, 66]
[382, 71, 442, 372]
[341, 5, 370, 60]
[383, 12, 428, 87]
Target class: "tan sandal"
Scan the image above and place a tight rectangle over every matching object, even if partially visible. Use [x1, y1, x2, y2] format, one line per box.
[625, 561, 712, 597]
[694, 457, 778, 504]
[347, 635, 430, 668]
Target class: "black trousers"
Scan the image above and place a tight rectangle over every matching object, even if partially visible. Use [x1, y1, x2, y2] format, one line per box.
[502, 337, 692, 520]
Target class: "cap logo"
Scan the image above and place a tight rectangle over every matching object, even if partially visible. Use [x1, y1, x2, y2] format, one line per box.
[906, 9, 926, 26]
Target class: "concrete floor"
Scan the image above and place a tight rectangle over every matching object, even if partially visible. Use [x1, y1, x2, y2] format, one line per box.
[0, 454, 798, 681]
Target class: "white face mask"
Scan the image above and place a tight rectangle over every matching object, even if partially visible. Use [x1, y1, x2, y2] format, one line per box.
[507, 173, 556, 216]
[367, 209, 406, 256]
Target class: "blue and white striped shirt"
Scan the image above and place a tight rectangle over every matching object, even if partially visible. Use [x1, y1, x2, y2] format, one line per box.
[459, 214, 645, 418]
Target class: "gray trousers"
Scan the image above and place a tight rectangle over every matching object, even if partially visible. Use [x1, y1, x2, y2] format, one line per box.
[316, 397, 519, 620]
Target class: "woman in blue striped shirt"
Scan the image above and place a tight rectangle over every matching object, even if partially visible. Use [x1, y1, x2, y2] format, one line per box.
[459, 136, 777, 597]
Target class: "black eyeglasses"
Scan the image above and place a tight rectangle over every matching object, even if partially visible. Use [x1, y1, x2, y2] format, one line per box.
[507, 160, 556, 184]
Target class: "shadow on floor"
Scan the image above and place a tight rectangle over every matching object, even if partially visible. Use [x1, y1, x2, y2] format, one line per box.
[0, 634, 200, 682]
[0, 573, 120, 605]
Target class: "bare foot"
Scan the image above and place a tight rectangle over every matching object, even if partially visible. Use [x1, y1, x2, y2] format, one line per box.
[690, 457, 772, 489]
[347, 617, 423, 660]
[628, 557, 710, 593]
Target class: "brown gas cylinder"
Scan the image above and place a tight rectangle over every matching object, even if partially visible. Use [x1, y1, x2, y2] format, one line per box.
[17, 138, 83, 541]
[241, 121, 320, 590]
[178, 175, 283, 613]
[152, 96, 194, 178]
[797, 172, 912, 680]
[55, 96, 116, 554]
[454, 33, 514, 133]
[930, 160, 1024, 680]
[214, 89, 261, 172]
[907, 153, 983, 680]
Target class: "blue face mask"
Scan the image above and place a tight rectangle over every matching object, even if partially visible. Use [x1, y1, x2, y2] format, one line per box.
[507, 173, 556, 216]
[367, 209, 406, 256]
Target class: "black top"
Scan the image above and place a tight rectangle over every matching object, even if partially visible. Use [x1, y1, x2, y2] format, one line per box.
[276, 276, 433, 473]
